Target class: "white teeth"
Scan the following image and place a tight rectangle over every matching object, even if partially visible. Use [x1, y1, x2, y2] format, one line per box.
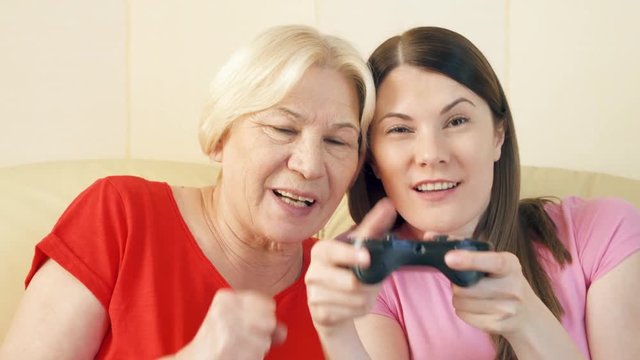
[276, 190, 314, 202]
[416, 182, 457, 192]
[279, 196, 309, 208]
[274, 190, 315, 207]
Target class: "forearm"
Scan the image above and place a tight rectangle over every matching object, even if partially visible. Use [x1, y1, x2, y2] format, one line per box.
[316, 322, 371, 360]
[505, 300, 585, 360]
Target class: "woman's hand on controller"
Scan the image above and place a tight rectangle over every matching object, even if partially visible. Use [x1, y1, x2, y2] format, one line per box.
[305, 198, 397, 336]
[305, 238, 376, 334]
[444, 250, 549, 338]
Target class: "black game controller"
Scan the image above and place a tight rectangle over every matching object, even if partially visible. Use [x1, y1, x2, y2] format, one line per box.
[352, 234, 491, 287]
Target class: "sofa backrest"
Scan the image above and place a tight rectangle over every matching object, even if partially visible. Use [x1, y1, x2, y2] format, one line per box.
[1, 159, 639, 340]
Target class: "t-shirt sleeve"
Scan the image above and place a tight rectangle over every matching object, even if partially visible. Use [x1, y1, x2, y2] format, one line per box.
[25, 178, 128, 309]
[570, 197, 640, 286]
[370, 278, 401, 321]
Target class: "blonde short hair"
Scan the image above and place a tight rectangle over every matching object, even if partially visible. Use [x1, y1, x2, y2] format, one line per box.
[199, 25, 375, 159]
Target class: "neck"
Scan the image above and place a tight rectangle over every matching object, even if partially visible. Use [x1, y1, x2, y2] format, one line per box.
[200, 187, 304, 296]
[400, 221, 477, 241]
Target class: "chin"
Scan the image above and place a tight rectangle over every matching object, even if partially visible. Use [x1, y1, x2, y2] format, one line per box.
[404, 209, 473, 237]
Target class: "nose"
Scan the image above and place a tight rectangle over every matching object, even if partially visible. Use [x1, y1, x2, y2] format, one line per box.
[415, 129, 448, 166]
[287, 136, 324, 180]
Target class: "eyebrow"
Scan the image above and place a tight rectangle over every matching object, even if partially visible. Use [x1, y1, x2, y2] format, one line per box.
[377, 112, 412, 123]
[275, 106, 359, 132]
[440, 97, 475, 115]
[377, 97, 476, 123]
[276, 106, 304, 120]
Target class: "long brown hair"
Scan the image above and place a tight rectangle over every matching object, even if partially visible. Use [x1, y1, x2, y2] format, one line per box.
[349, 27, 572, 360]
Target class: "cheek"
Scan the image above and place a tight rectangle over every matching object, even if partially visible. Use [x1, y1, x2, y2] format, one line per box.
[457, 132, 498, 166]
[460, 145, 496, 198]
[463, 151, 495, 182]
[371, 149, 406, 197]
[224, 151, 276, 199]
[329, 153, 360, 188]
[371, 141, 403, 174]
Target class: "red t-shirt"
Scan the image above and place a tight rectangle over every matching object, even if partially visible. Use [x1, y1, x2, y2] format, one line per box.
[26, 176, 324, 359]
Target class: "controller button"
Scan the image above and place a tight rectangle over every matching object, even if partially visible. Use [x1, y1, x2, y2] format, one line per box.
[434, 235, 448, 242]
[455, 241, 477, 251]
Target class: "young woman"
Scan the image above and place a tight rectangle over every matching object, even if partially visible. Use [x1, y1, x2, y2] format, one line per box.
[306, 26, 640, 360]
[1, 25, 375, 359]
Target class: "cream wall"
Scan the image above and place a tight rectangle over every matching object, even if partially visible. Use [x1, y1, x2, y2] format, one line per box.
[509, 1, 640, 179]
[1, 0, 639, 180]
[0, 1, 128, 163]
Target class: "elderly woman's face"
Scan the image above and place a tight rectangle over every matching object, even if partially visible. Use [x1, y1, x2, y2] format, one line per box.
[216, 66, 361, 243]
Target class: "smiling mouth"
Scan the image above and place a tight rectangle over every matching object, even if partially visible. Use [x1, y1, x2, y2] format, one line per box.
[414, 181, 459, 192]
[273, 190, 316, 207]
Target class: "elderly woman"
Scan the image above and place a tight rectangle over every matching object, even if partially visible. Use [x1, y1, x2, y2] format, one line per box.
[0, 25, 374, 359]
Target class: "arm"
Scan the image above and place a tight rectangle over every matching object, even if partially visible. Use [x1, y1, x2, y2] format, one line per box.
[305, 239, 376, 360]
[0, 259, 108, 359]
[1, 259, 286, 360]
[498, 284, 585, 360]
[586, 251, 640, 359]
[445, 250, 585, 360]
[309, 313, 409, 360]
[306, 198, 402, 359]
[355, 314, 409, 360]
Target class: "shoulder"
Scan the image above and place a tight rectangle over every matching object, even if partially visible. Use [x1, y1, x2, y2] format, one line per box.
[98, 175, 166, 193]
[59, 176, 173, 225]
[82, 175, 170, 203]
[547, 196, 640, 282]
[546, 196, 640, 233]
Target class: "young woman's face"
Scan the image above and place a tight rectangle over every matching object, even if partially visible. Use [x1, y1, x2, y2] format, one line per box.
[371, 65, 504, 239]
[216, 66, 361, 243]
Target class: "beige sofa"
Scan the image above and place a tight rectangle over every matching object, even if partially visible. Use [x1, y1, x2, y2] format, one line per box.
[1, 159, 639, 341]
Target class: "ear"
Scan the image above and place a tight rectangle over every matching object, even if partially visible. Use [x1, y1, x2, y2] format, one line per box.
[210, 139, 224, 163]
[493, 122, 506, 162]
[370, 159, 381, 179]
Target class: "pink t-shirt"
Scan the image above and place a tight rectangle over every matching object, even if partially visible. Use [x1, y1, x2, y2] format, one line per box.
[371, 197, 640, 359]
